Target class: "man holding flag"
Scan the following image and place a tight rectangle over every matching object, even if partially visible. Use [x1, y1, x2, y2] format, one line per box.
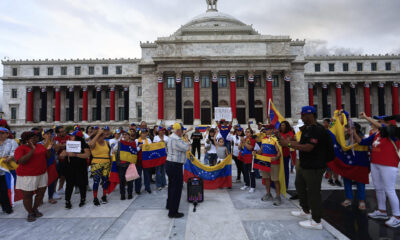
[279, 106, 334, 230]
[166, 123, 190, 219]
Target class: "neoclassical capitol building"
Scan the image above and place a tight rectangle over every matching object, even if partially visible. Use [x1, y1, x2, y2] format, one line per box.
[2, 2, 400, 132]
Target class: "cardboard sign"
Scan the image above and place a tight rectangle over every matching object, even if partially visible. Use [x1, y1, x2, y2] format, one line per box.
[215, 107, 232, 121]
[66, 141, 82, 153]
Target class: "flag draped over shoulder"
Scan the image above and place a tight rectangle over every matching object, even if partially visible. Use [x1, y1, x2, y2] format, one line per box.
[142, 142, 167, 168]
[184, 152, 232, 189]
[108, 141, 138, 193]
[327, 110, 370, 184]
[255, 137, 287, 197]
[0, 158, 23, 206]
[269, 100, 286, 129]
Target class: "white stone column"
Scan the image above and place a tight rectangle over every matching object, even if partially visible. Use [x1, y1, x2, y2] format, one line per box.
[141, 69, 158, 124]
[290, 66, 307, 121]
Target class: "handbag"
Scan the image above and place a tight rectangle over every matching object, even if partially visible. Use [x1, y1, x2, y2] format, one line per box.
[125, 163, 140, 181]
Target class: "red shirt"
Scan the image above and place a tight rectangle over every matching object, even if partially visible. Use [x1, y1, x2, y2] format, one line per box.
[370, 133, 400, 167]
[280, 131, 294, 157]
[14, 144, 47, 176]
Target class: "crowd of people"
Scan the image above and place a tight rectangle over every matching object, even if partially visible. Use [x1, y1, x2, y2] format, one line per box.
[1, 104, 400, 229]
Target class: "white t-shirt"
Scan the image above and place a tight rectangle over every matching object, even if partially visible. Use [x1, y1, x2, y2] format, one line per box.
[227, 133, 241, 157]
[153, 135, 169, 144]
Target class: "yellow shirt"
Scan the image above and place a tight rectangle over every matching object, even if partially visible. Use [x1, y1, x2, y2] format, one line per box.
[91, 142, 110, 164]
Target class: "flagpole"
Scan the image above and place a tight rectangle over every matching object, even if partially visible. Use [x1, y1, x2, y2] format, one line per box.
[267, 99, 271, 124]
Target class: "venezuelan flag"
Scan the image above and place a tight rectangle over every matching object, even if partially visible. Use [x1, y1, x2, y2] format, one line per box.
[197, 125, 209, 133]
[108, 158, 119, 194]
[256, 136, 286, 197]
[0, 158, 23, 206]
[327, 110, 370, 184]
[119, 140, 138, 164]
[269, 100, 286, 129]
[142, 142, 167, 168]
[184, 153, 232, 189]
[47, 148, 58, 185]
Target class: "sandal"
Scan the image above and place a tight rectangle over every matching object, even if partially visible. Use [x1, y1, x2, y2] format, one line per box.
[341, 199, 352, 207]
[359, 201, 366, 210]
[49, 199, 57, 204]
[27, 213, 36, 222]
[33, 209, 43, 218]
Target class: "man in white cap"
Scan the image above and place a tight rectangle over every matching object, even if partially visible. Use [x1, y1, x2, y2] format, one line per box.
[165, 123, 190, 218]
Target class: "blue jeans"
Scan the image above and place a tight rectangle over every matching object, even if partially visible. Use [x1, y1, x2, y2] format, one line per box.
[48, 181, 56, 199]
[135, 165, 151, 192]
[156, 164, 167, 188]
[343, 178, 366, 200]
[224, 141, 231, 154]
[204, 152, 209, 165]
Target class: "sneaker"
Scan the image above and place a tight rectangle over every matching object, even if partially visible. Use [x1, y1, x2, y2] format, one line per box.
[341, 199, 352, 207]
[291, 210, 311, 219]
[235, 179, 241, 183]
[240, 185, 249, 191]
[249, 188, 256, 193]
[93, 198, 100, 206]
[368, 210, 389, 220]
[79, 199, 86, 207]
[121, 195, 126, 200]
[335, 180, 342, 187]
[101, 196, 108, 204]
[57, 188, 65, 195]
[168, 212, 184, 219]
[53, 192, 62, 200]
[261, 194, 273, 201]
[158, 187, 163, 191]
[385, 216, 400, 228]
[273, 197, 282, 206]
[128, 194, 133, 200]
[65, 201, 72, 209]
[299, 219, 323, 230]
[328, 179, 335, 186]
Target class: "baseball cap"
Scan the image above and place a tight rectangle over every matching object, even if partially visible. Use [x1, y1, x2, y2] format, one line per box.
[173, 123, 186, 131]
[139, 128, 148, 135]
[74, 125, 80, 131]
[114, 129, 122, 134]
[264, 124, 275, 130]
[373, 115, 387, 120]
[43, 129, 53, 135]
[300, 106, 316, 115]
[93, 126, 99, 130]
[0, 127, 9, 133]
[237, 127, 243, 131]
[69, 130, 83, 138]
[130, 123, 136, 126]
[104, 126, 110, 131]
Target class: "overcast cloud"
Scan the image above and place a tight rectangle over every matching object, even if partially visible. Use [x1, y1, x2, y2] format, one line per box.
[1, 0, 400, 105]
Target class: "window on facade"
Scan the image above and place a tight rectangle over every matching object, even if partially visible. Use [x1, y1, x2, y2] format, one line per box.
[116, 66, 122, 75]
[329, 63, 335, 72]
[91, 108, 97, 121]
[167, 77, 175, 88]
[314, 63, 321, 72]
[236, 75, 245, 88]
[272, 75, 279, 88]
[52, 108, 55, 121]
[105, 107, 110, 121]
[75, 66, 81, 75]
[118, 107, 124, 121]
[11, 107, 17, 120]
[65, 108, 70, 121]
[357, 62, 363, 71]
[105, 90, 110, 99]
[218, 75, 227, 88]
[184, 77, 193, 88]
[201, 76, 210, 88]
[79, 90, 83, 99]
[89, 66, 95, 75]
[371, 62, 377, 71]
[386, 62, 392, 71]
[343, 63, 349, 72]
[138, 66, 142, 74]
[78, 108, 83, 121]
[34, 67, 40, 76]
[61, 67, 67, 75]
[137, 86, 142, 96]
[102, 66, 108, 75]
[254, 75, 262, 87]
[47, 67, 53, 76]
[92, 89, 97, 98]
[11, 89, 17, 98]
[12, 68, 17, 76]
[137, 103, 142, 120]
[118, 89, 123, 98]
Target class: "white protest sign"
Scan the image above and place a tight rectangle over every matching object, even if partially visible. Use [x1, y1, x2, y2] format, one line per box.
[214, 107, 232, 121]
[66, 141, 82, 153]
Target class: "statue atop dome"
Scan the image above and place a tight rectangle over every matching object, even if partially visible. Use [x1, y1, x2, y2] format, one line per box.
[206, 0, 218, 12]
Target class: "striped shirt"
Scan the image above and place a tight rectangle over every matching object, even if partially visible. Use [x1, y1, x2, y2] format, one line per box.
[167, 133, 190, 164]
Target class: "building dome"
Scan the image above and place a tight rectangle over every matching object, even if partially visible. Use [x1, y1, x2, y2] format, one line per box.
[173, 10, 259, 36]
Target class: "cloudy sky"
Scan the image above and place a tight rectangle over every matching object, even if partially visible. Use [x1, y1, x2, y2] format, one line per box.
[1, 0, 400, 103]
